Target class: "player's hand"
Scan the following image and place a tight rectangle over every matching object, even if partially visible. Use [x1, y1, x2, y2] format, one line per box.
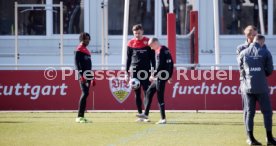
[91, 80, 96, 87]
[124, 74, 130, 82]
[149, 76, 156, 82]
[80, 76, 86, 83]
[167, 78, 173, 84]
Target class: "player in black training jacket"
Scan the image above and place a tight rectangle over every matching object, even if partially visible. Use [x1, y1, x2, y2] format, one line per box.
[137, 38, 174, 124]
[126, 24, 155, 122]
[75, 32, 95, 123]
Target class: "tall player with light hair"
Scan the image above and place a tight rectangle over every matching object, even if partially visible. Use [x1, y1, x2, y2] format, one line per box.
[126, 24, 155, 122]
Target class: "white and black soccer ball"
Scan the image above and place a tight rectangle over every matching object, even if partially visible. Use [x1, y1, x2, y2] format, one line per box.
[129, 78, 140, 90]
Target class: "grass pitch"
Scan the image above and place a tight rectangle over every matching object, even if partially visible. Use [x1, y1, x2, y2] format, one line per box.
[0, 112, 274, 146]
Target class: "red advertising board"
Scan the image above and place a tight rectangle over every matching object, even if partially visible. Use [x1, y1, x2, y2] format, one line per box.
[0, 70, 275, 110]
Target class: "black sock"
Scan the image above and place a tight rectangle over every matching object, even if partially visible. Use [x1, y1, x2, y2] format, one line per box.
[160, 103, 166, 120]
[267, 131, 274, 141]
[144, 108, 149, 116]
[137, 101, 142, 114]
[247, 131, 256, 141]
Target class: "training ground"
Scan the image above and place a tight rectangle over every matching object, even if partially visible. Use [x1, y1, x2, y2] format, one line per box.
[0, 111, 275, 146]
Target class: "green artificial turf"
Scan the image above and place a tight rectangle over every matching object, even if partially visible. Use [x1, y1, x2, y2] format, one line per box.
[0, 112, 274, 146]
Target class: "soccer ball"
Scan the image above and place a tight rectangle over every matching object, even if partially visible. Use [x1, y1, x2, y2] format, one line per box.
[129, 78, 140, 90]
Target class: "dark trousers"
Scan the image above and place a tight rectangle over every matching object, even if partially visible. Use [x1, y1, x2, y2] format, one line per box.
[132, 69, 151, 114]
[78, 80, 91, 117]
[134, 80, 150, 114]
[144, 80, 166, 119]
[242, 92, 273, 132]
